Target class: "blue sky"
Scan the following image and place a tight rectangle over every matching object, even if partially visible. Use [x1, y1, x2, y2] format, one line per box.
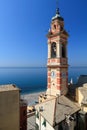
[0, 0, 87, 67]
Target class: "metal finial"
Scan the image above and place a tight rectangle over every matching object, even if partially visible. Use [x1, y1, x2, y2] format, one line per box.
[52, 0, 64, 21]
[56, 0, 58, 9]
[56, 8, 60, 15]
[56, 0, 60, 15]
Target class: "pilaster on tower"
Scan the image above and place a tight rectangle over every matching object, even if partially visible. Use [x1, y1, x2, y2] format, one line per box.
[46, 8, 69, 96]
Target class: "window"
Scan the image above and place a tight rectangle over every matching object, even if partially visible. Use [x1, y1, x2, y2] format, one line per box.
[60, 26, 63, 31]
[54, 24, 56, 29]
[42, 119, 46, 127]
[35, 123, 39, 130]
[36, 111, 39, 119]
[51, 42, 56, 58]
[23, 110, 26, 116]
[62, 44, 66, 58]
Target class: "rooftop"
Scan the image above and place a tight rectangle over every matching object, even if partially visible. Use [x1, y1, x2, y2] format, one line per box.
[78, 83, 87, 105]
[35, 97, 56, 126]
[52, 8, 64, 21]
[35, 95, 80, 126]
[77, 75, 87, 86]
[55, 96, 80, 124]
[0, 84, 19, 92]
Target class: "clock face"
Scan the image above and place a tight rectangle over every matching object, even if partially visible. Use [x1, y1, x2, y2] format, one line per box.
[51, 71, 56, 78]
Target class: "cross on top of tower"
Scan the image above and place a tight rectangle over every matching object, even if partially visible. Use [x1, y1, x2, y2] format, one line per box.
[55, 8, 60, 17]
[52, 0, 64, 21]
[56, 0, 59, 12]
[56, 6, 59, 14]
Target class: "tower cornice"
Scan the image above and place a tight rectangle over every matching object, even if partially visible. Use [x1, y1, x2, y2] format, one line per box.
[47, 65, 68, 68]
[47, 32, 60, 38]
[47, 30, 69, 39]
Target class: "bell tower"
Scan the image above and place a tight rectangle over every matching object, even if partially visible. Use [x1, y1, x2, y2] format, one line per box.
[46, 9, 69, 96]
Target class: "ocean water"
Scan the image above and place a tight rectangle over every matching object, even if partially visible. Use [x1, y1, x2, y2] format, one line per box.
[0, 67, 87, 94]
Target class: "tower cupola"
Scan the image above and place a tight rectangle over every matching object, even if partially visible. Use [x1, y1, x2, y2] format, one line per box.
[52, 8, 64, 21]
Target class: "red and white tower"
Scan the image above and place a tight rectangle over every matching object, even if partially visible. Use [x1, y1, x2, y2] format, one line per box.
[46, 9, 69, 96]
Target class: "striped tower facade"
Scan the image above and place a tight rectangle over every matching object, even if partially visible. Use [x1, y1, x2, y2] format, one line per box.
[46, 9, 69, 96]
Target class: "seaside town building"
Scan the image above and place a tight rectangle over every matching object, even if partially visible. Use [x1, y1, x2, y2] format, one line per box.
[36, 96, 80, 130]
[0, 84, 28, 130]
[75, 75, 87, 130]
[20, 99, 27, 130]
[0, 84, 20, 130]
[76, 84, 87, 112]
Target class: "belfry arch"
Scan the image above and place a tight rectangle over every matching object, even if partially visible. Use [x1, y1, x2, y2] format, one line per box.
[51, 42, 57, 58]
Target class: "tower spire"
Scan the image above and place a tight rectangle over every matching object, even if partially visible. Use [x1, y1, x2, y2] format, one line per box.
[56, 0, 60, 16]
[52, 0, 64, 21]
[56, 0, 58, 9]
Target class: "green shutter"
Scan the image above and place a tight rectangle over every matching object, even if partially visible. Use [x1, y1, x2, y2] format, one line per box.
[36, 111, 39, 119]
[42, 119, 46, 127]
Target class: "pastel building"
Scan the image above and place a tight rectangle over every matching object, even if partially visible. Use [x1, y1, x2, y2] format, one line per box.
[35, 96, 80, 130]
[75, 75, 87, 113]
[20, 99, 27, 130]
[0, 84, 20, 130]
[76, 83, 87, 112]
[75, 77, 87, 130]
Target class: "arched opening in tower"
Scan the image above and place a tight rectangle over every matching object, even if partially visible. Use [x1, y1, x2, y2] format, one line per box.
[51, 42, 56, 58]
[62, 44, 66, 58]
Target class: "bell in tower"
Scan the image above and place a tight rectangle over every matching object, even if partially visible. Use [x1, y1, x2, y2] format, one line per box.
[46, 8, 69, 96]
[51, 42, 57, 58]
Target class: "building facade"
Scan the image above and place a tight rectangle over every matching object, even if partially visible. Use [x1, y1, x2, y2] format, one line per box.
[35, 96, 80, 130]
[76, 82, 87, 130]
[46, 9, 69, 96]
[0, 84, 20, 130]
[20, 99, 27, 130]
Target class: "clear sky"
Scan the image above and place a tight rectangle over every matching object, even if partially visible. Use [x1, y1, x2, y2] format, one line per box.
[0, 0, 87, 67]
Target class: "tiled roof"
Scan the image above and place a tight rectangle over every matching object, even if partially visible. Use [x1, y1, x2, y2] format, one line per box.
[35, 97, 56, 126]
[77, 75, 87, 86]
[35, 96, 80, 126]
[55, 96, 80, 124]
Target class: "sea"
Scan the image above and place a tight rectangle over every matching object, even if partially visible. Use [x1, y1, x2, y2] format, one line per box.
[0, 67, 87, 95]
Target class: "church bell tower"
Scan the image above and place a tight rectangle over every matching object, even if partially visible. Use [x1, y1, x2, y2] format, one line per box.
[46, 9, 69, 96]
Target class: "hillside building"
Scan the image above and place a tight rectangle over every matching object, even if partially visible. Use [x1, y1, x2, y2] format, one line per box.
[36, 96, 80, 130]
[20, 99, 27, 130]
[0, 84, 20, 130]
[75, 81, 87, 130]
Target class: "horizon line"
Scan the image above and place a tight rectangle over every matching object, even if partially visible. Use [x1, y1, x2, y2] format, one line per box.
[0, 66, 87, 68]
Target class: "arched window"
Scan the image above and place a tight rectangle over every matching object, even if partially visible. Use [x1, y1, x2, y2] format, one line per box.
[51, 42, 56, 58]
[54, 25, 56, 29]
[62, 44, 66, 58]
